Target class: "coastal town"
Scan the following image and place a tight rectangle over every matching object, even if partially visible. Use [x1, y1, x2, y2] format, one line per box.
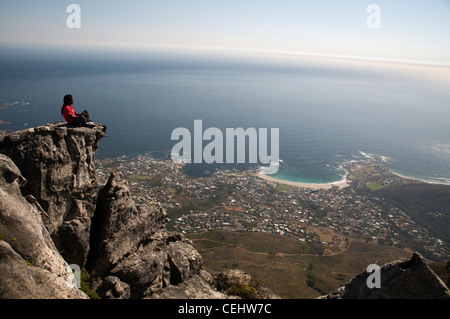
[96, 154, 449, 261]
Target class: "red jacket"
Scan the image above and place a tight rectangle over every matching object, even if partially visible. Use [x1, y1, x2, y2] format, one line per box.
[62, 105, 77, 123]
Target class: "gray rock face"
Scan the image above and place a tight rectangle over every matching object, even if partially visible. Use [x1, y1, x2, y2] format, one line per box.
[96, 276, 130, 299]
[0, 122, 106, 266]
[89, 171, 209, 298]
[0, 154, 87, 299]
[0, 241, 87, 299]
[151, 274, 232, 299]
[320, 252, 450, 299]
[88, 171, 167, 277]
[166, 237, 203, 285]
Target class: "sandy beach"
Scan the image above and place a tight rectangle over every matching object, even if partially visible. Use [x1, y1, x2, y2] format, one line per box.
[390, 170, 419, 182]
[256, 171, 349, 190]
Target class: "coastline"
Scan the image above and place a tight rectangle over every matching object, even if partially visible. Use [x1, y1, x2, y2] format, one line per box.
[256, 170, 349, 190]
[390, 169, 450, 186]
[390, 170, 419, 182]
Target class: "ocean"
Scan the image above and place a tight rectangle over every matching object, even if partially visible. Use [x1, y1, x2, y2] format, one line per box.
[1, 46, 450, 184]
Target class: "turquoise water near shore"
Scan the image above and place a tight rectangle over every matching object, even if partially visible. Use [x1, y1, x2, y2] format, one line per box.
[1, 47, 450, 185]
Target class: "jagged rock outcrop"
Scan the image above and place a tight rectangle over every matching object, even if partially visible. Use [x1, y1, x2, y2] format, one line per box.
[87, 171, 167, 277]
[0, 154, 87, 298]
[88, 171, 221, 299]
[0, 121, 106, 266]
[320, 252, 450, 299]
[107, 229, 206, 298]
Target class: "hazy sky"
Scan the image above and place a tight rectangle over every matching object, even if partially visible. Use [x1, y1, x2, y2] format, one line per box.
[1, 0, 450, 65]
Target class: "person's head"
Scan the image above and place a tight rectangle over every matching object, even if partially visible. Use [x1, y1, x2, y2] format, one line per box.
[61, 94, 74, 114]
[63, 94, 74, 106]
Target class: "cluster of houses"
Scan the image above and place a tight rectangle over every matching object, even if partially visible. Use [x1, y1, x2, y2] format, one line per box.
[96, 155, 448, 260]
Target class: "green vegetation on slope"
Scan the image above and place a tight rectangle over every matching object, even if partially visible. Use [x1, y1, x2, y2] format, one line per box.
[377, 183, 450, 247]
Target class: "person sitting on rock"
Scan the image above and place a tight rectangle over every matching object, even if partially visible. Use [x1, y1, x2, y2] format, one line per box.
[61, 94, 94, 127]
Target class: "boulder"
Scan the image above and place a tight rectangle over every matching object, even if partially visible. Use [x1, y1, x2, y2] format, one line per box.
[87, 172, 167, 277]
[215, 269, 280, 299]
[109, 229, 203, 298]
[150, 274, 233, 299]
[166, 238, 203, 285]
[109, 233, 171, 298]
[96, 276, 131, 299]
[320, 252, 450, 299]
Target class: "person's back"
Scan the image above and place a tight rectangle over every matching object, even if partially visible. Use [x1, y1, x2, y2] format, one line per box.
[62, 103, 77, 123]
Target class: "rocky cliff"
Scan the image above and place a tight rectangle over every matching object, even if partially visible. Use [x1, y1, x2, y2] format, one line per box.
[0, 121, 234, 299]
[0, 122, 106, 266]
[0, 153, 87, 298]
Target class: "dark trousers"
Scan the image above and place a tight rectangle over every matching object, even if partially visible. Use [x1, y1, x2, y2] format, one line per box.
[69, 111, 91, 127]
